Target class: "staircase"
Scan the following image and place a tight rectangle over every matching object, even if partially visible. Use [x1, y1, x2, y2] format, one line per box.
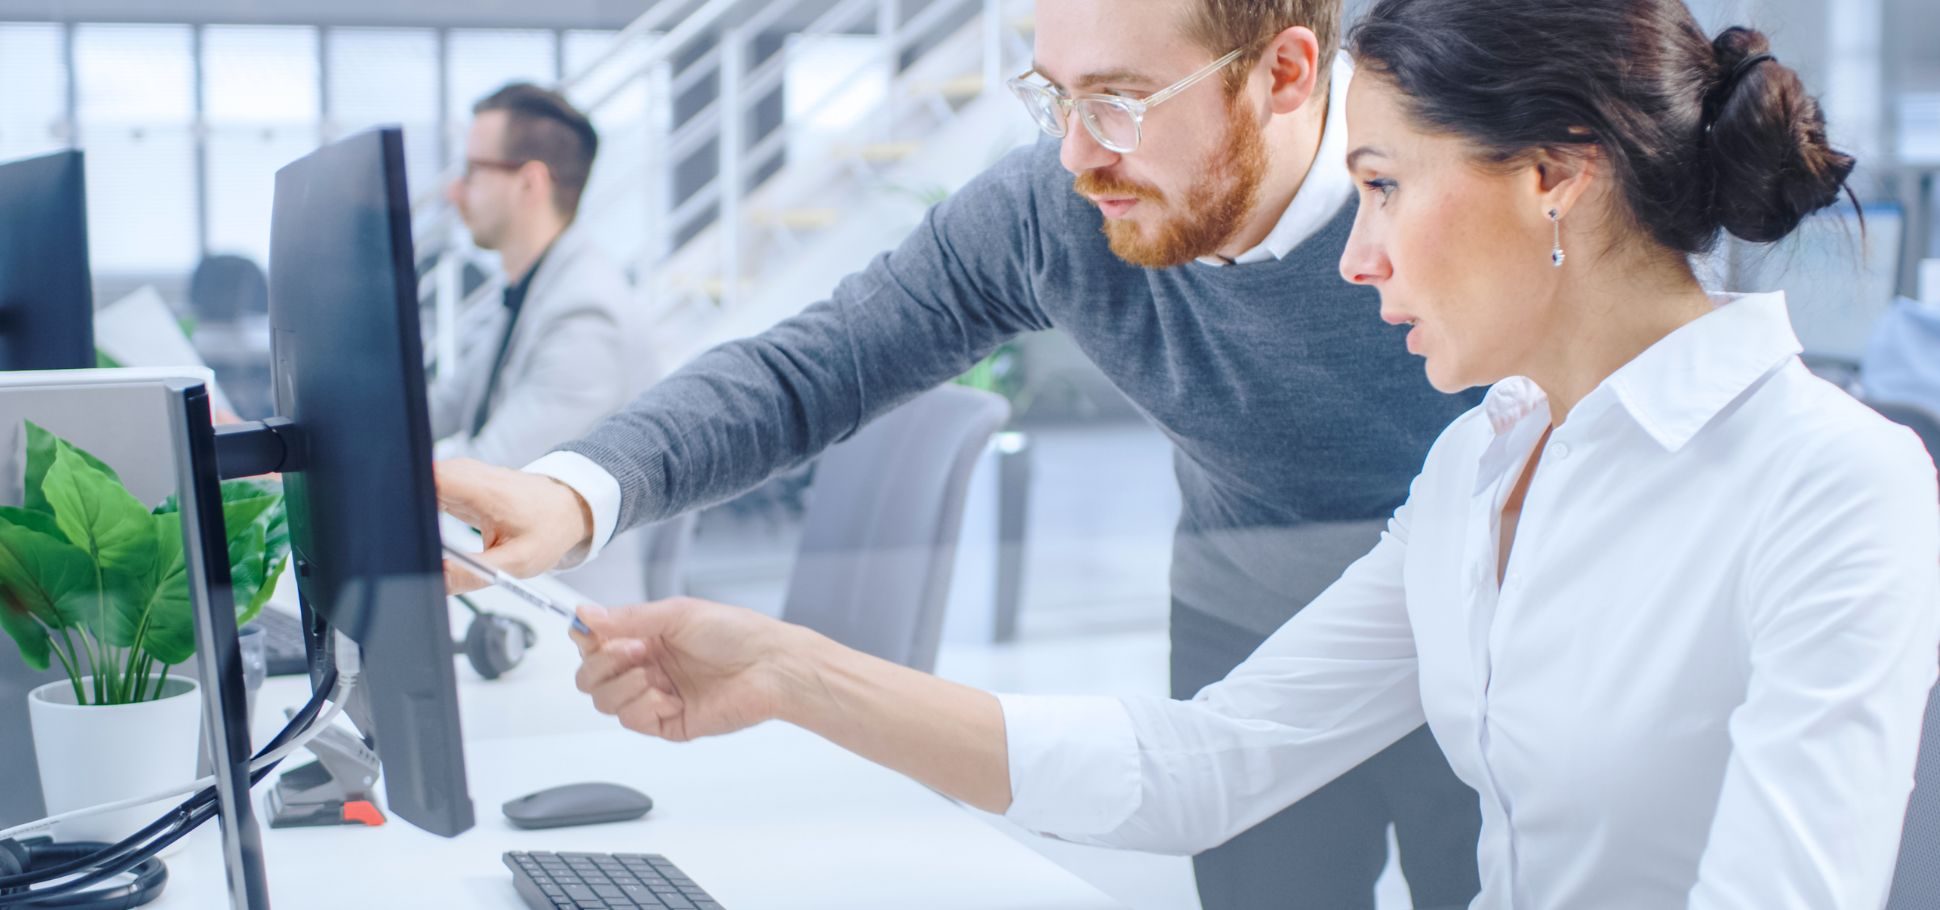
[412, 0, 1041, 374]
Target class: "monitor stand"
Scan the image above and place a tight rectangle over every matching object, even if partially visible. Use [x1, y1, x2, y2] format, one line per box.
[168, 379, 271, 909]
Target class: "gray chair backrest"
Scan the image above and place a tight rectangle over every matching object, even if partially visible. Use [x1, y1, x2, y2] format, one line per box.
[1879, 396, 1940, 909]
[780, 384, 1009, 673]
[640, 511, 699, 601]
[1891, 682, 1940, 908]
[188, 253, 269, 323]
[1868, 398, 1940, 471]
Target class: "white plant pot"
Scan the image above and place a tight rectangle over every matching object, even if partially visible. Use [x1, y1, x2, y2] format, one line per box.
[27, 675, 203, 846]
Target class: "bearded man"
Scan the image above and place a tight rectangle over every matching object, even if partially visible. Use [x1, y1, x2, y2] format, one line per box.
[438, 2, 1484, 907]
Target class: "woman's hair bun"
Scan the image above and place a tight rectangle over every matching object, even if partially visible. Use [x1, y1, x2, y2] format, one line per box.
[1706, 26, 1855, 244]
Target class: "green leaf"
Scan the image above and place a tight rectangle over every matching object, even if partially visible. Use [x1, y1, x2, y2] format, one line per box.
[24, 422, 121, 516]
[94, 349, 122, 369]
[153, 481, 278, 519]
[43, 446, 157, 646]
[0, 594, 50, 671]
[140, 513, 196, 666]
[261, 497, 289, 576]
[220, 488, 284, 612]
[221, 494, 278, 540]
[0, 520, 97, 672]
[263, 501, 288, 558]
[139, 482, 289, 638]
[0, 505, 68, 542]
[221, 478, 281, 503]
[0, 517, 97, 629]
[243, 554, 289, 626]
[227, 521, 267, 618]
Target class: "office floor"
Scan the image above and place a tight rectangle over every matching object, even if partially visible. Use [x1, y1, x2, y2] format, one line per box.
[686, 420, 1416, 910]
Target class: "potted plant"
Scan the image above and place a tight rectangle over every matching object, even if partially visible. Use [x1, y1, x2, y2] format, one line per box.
[0, 421, 289, 842]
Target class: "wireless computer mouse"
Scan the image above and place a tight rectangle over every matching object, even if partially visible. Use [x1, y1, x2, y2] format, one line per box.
[502, 782, 654, 830]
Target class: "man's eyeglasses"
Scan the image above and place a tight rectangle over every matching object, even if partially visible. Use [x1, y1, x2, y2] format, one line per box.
[460, 158, 530, 182]
[1006, 47, 1247, 154]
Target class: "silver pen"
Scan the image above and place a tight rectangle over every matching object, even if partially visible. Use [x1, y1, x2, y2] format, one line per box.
[441, 542, 594, 636]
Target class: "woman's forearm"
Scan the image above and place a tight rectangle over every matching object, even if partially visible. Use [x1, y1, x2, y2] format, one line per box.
[774, 626, 1013, 813]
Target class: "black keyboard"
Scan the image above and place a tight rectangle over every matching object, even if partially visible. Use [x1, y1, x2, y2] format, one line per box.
[250, 607, 311, 677]
[504, 851, 725, 910]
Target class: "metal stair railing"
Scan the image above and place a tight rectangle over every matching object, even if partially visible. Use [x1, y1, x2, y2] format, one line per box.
[414, 0, 1032, 372]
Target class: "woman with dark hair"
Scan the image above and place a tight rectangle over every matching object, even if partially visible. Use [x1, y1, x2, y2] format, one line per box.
[566, 1, 1939, 905]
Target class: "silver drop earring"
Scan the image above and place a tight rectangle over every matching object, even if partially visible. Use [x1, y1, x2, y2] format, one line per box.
[1549, 209, 1566, 268]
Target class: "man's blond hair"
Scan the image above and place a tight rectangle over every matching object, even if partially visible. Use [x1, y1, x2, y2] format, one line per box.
[1184, 0, 1341, 93]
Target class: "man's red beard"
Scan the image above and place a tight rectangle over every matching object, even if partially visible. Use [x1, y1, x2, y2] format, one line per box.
[1072, 91, 1268, 269]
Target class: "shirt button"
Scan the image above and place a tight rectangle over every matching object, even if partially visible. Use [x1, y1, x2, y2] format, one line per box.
[1551, 442, 1571, 460]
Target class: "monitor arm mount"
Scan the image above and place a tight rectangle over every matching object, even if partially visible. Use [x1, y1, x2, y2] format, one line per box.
[213, 418, 306, 480]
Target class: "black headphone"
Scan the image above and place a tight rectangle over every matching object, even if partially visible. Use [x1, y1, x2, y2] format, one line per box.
[455, 595, 536, 680]
[0, 838, 168, 909]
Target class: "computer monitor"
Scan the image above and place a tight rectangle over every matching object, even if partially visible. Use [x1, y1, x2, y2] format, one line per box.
[0, 150, 93, 370]
[223, 126, 474, 837]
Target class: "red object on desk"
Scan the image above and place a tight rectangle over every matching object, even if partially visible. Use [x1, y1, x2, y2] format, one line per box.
[341, 801, 386, 827]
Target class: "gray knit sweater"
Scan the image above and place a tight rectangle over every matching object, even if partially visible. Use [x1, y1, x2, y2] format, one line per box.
[563, 138, 1481, 635]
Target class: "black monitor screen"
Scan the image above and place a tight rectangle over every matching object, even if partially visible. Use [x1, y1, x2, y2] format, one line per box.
[0, 151, 93, 370]
[266, 127, 473, 837]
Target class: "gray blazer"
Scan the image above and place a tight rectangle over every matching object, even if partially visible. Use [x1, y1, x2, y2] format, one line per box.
[429, 224, 657, 468]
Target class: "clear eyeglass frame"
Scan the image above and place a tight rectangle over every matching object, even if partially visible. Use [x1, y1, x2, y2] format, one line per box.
[1005, 46, 1248, 154]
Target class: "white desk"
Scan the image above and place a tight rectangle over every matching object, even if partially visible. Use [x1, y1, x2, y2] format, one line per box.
[153, 580, 1124, 909]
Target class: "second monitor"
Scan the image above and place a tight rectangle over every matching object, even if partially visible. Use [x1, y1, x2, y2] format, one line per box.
[217, 125, 474, 838]
[0, 150, 93, 370]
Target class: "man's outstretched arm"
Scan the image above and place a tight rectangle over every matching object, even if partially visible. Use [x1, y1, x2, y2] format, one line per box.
[439, 146, 1054, 588]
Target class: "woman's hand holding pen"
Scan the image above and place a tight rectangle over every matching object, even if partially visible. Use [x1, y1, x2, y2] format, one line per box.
[568, 600, 1015, 813]
[568, 600, 816, 743]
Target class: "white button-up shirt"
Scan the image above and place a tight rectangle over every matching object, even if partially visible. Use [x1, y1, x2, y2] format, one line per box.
[999, 292, 1940, 909]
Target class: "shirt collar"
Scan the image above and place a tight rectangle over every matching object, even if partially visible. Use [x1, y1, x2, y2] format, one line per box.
[1479, 292, 1802, 451]
[1195, 51, 1356, 268]
[1604, 291, 1801, 451]
[502, 241, 556, 314]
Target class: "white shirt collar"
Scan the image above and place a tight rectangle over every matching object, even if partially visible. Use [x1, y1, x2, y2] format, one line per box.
[1481, 292, 1804, 450]
[1196, 51, 1356, 267]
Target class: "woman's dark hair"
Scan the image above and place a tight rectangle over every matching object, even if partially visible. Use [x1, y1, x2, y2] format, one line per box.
[1347, 0, 1856, 254]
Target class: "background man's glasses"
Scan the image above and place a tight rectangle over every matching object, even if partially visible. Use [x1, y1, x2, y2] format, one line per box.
[460, 158, 530, 182]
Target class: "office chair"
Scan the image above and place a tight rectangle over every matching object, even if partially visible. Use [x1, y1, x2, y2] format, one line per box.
[1881, 396, 1940, 910]
[780, 384, 1010, 673]
[1891, 679, 1940, 909]
[187, 254, 274, 417]
[1867, 398, 1940, 471]
[1801, 353, 1864, 395]
[188, 254, 269, 324]
[640, 512, 699, 601]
